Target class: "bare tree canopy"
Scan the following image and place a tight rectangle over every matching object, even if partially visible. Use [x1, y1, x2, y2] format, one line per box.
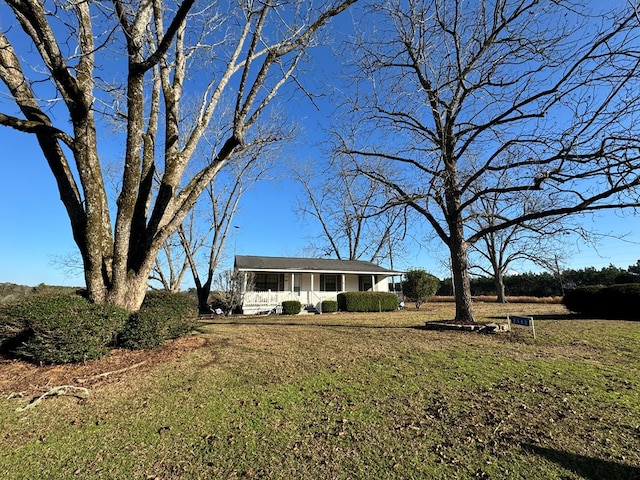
[295, 158, 408, 263]
[466, 184, 577, 302]
[152, 144, 275, 312]
[337, 0, 640, 321]
[0, 0, 358, 311]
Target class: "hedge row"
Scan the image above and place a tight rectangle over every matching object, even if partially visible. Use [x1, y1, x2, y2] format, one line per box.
[0, 290, 197, 364]
[337, 292, 398, 312]
[562, 284, 640, 320]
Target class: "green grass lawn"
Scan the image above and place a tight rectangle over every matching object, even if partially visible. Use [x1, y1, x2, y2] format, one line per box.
[1, 302, 639, 479]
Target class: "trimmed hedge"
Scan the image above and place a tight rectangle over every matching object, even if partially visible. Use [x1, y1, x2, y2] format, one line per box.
[562, 284, 640, 320]
[0, 292, 129, 364]
[321, 300, 338, 313]
[562, 285, 604, 317]
[337, 292, 398, 312]
[118, 291, 198, 350]
[281, 300, 302, 315]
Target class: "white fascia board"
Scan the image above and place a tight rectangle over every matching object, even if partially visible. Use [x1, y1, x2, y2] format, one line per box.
[236, 267, 403, 275]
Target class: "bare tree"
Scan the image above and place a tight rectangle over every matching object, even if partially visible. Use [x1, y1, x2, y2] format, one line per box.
[0, 0, 358, 311]
[180, 147, 273, 313]
[337, 0, 640, 322]
[295, 159, 408, 263]
[466, 186, 574, 303]
[212, 269, 253, 315]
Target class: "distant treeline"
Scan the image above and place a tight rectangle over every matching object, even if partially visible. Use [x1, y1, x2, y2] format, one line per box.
[0, 283, 79, 304]
[436, 264, 640, 297]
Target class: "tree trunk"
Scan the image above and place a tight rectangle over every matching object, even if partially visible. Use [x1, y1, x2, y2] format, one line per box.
[106, 273, 150, 313]
[449, 231, 475, 323]
[494, 272, 507, 303]
[444, 151, 475, 323]
[196, 278, 213, 315]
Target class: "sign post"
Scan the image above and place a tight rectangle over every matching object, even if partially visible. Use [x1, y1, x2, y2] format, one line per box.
[508, 315, 536, 339]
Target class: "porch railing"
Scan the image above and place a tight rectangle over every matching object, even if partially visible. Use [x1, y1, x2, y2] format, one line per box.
[242, 290, 340, 311]
[242, 290, 300, 308]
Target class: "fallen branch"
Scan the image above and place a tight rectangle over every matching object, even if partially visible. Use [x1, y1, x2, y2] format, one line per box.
[77, 361, 147, 383]
[16, 385, 90, 412]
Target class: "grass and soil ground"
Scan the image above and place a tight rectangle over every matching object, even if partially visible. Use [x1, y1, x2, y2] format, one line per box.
[1, 302, 639, 479]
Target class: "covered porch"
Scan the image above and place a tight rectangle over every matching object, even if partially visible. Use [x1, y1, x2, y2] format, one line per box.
[235, 256, 403, 315]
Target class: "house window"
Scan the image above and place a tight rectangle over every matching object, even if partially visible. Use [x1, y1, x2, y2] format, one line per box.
[359, 275, 374, 291]
[320, 274, 342, 292]
[254, 273, 284, 291]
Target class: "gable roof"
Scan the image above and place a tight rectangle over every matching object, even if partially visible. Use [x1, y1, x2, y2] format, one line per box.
[234, 255, 403, 276]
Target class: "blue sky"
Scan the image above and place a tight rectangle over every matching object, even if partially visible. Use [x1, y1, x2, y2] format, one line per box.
[1, 2, 639, 288]
[1, 125, 637, 288]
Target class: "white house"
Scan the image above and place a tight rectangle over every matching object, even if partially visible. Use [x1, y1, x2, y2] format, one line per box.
[234, 255, 404, 314]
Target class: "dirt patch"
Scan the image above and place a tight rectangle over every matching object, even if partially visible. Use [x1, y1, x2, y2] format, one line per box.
[0, 335, 207, 397]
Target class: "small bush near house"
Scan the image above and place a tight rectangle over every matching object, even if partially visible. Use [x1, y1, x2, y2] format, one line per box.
[118, 291, 198, 350]
[337, 292, 398, 312]
[321, 300, 338, 313]
[0, 292, 129, 364]
[281, 300, 302, 315]
[402, 269, 440, 307]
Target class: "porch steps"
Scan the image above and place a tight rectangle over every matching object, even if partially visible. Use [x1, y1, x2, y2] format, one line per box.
[302, 304, 320, 314]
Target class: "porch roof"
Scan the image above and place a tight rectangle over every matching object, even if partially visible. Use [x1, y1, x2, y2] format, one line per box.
[234, 255, 403, 276]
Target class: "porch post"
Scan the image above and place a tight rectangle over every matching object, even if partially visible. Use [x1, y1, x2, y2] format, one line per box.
[342, 274, 346, 292]
[371, 274, 375, 291]
[290, 273, 294, 293]
[310, 273, 314, 306]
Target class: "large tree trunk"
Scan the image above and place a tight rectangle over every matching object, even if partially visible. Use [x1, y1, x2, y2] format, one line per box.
[83, 237, 162, 312]
[449, 221, 475, 323]
[106, 273, 151, 313]
[494, 271, 507, 303]
[196, 279, 213, 315]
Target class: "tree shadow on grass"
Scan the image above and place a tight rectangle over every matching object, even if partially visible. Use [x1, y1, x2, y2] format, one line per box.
[523, 443, 640, 480]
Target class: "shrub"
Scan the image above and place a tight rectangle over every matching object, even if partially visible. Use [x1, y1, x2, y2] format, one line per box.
[0, 293, 128, 364]
[562, 286, 604, 316]
[118, 291, 197, 350]
[321, 300, 338, 313]
[281, 300, 302, 315]
[602, 284, 640, 320]
[0, 311, 28, 353]
[337, 292, 398, 312]
[563, 284, 640, 320]
[402, 269, 440, 307]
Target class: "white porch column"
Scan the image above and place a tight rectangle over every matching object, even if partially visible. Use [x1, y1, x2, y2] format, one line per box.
[342, 274, 346, 292]
[290, 273, 294, 293]
[310, 273, 315, 305]
[371, 274, 376, 291]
